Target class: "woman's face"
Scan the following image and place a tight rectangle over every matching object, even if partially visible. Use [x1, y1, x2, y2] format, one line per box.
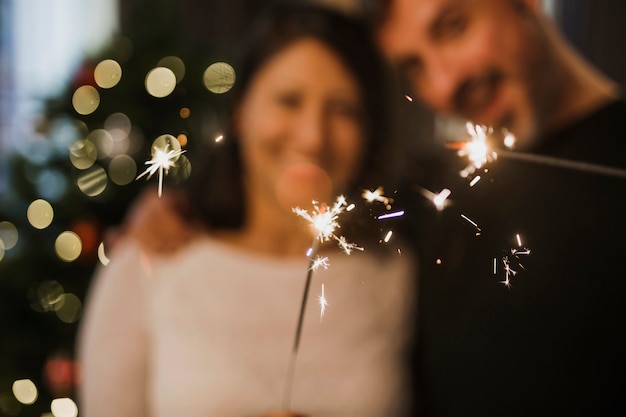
[236, 37, 366, 212]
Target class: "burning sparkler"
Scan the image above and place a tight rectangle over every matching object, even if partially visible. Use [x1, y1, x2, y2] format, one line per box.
[136, 136, 186, 197]
[283, 196, 361, 410]
[317, 283, 328, 321]
[495, 234, 531, 287]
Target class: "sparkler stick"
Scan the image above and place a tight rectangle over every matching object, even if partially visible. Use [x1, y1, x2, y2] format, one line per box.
[282, 238, 320, 410]
[283, 196, 361, 410]
[497, 149, 626, 180]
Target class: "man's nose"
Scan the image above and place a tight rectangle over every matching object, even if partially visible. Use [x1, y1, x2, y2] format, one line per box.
[419, 55, 465, 113]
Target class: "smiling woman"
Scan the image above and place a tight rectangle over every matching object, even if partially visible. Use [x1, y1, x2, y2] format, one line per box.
[77, 3, 417, 417]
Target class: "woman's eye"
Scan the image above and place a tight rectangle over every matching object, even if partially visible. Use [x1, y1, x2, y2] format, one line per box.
[277, 93, 300, 108]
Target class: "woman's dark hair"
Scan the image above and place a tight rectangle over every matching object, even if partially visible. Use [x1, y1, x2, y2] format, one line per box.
[186, 1, 401, 244]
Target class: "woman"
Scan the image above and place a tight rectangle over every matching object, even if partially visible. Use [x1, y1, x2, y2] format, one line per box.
[77, 3, 417, 416]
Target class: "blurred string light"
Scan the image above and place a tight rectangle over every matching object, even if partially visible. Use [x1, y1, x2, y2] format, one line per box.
[72, 85, 100, 115]
[50, 397, 78, 417]
[0, 221, 18, 250]
[158, 56, 186, 83]
[203, 62, 236, 94]
[54, 231, 82, 262]
[93, 59, 122, 89]
[97, 242, 110, 266]
[108, 154, 137, 185]
[27, 280, 83, 323]
[27, 199, 54, 229]
[145, 67, 176, 98]
[12, 379, 38, 405]
[75, 165, 107, 197]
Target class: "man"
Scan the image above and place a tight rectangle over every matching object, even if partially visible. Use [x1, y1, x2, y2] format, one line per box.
[376, 1, 626, 416]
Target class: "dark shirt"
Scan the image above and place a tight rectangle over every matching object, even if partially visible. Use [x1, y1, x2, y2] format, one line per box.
[410, 99, 626, 417]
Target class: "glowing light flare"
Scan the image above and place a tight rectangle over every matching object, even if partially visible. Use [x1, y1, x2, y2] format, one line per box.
[433, 188, 451, 211]
[460, 213, 481, 234]
[55, 231, 82, 262]
[50, 397, 78, 417]
[310, 256, 329, 271]
[12, 379, 38, 405]
[27, 199, 54, 229]
[136, 143, 186, 197]
[0, 221, 18, 250]
[203, 62, 236, 94]
[317, 283, 329, 321]
[377, 210, 404, 220]
[72, 85, 100, 115]
[145, 67, 176, 98]
[97, 242, 110, 266]
[94, 59, 122, 89]
[293, 196, 362, 254]
[383, 230, 393, 243]
[362, 186, 390, 204]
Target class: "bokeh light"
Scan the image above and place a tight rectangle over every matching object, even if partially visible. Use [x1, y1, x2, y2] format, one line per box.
[76, 165, 107, 197]
[179, 107, 191, 119]
[0, 239, 4, 263]
[152, 134, 181, 155]
[94, 59, 122, 88]
[72, 85, 100, 115]
[177, 133, 188, 147]
[168, 154, 192, 183]
[108, 154, 137, 185]
[50, 397, 78, 417]
[55, 293, 82, 323]
[29, 280, 65, 313]
[27, 199, 54, 229]
[104, 112, 132, 155]
[97, 242, 110, 266]
[87, 129, 114, 159]
[157, 55, 185, 83]
[54, 231, 82, 262]
[0, 221, 19, 250]
[69, 139, 97, 170]
[145, 67, 176, 98]
[203, 62, 235, 94]
[12, 379, 38, 405]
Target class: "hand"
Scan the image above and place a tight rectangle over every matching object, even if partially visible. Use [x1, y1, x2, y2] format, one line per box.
[105, 187, 197, 253]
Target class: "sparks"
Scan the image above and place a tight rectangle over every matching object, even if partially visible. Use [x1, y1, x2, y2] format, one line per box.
[433, 188, 451, 211]
[377, 210, 405, 220]
[362, 186, 390, 204]
[293, 196, 362, 254]
[136, 144, 186, 197]
[317, 283, 329, 321]
[453, 123, 498, 179]
[310, 256, 329, 271]
[460, 213, 481, 232]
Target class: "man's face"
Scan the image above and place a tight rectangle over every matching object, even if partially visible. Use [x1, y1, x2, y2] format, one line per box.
[378, 0, 558, 144]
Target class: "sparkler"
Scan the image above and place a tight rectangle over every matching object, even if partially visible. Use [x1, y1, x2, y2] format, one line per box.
[136, 143, 186, 197]
[283, 196, 361, 410]
[317, 283, 328, 321]
[495, 234, 531, 286]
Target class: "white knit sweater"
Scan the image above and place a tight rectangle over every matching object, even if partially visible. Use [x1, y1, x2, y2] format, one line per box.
[78, 236, 416, 417]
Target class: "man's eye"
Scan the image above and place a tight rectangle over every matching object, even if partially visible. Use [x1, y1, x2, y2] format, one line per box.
[328, 101, 361, 119]
[440, 14, 467, 38]
[398, 56, 423, 79]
